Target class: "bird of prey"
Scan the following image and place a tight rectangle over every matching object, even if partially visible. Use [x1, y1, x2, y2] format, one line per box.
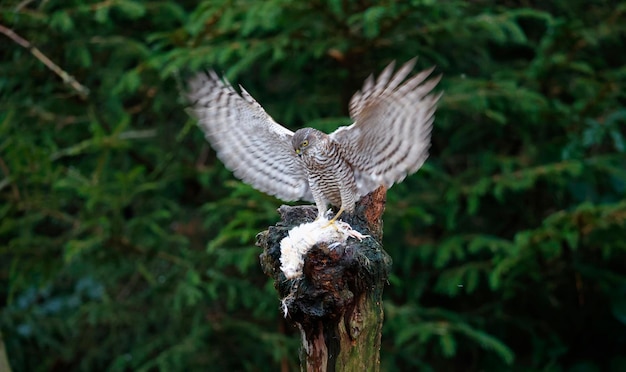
[187, 58, 441, 223]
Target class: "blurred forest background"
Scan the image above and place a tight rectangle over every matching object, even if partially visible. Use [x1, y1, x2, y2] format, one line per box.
[1, 0, 625, 371]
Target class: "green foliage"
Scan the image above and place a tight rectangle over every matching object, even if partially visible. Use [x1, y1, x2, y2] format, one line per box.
[1, 0, 625, 371]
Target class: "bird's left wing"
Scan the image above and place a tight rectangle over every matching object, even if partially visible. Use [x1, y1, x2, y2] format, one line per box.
[187, 72, 313, 202]
[330, 59, 442, 197]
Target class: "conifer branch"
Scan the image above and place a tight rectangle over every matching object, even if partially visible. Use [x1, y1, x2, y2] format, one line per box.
[0, 24, 89, 98]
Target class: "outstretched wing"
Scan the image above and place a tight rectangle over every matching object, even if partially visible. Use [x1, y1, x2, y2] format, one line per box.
[187, 72, 313, 202]
[330, 58, 442, 196]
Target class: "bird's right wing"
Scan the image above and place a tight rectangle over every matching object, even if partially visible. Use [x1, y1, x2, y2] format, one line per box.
[187, 72, 313, 202]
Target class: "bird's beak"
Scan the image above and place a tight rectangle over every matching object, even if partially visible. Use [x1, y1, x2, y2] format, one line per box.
[295, 148, 301, 157]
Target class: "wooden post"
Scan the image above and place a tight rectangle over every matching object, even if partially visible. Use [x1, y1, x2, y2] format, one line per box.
[0, 332, 12, 372]
[257, 187, 392, 372]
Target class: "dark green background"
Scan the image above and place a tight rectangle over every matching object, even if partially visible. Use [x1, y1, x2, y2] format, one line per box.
[1, 0, 625, 370]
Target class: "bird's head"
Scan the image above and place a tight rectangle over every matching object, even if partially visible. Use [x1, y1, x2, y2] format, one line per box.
[292, 128, 324, 157]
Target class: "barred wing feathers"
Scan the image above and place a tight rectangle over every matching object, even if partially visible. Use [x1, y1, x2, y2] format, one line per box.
[330, 59, 442, 197]
[187, 72, 313, 202]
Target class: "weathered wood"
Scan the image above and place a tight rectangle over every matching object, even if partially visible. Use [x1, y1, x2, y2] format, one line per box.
[257, 187, 392, 372]
[0, 332, 12, 372]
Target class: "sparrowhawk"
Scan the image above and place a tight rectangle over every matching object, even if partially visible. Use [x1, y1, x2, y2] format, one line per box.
[187, 58, 441, 222]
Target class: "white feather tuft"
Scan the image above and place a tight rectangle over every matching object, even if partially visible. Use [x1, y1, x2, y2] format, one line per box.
[279, 215, 368, 279]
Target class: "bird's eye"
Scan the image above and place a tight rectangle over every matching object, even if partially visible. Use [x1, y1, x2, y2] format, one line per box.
[302, 140, 309, 147]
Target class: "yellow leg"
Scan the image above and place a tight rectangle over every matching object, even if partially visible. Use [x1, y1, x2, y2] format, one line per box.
[324, 206, 345, 227]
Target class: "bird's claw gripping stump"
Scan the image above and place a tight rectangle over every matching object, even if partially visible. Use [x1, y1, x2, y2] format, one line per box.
[257, 187, 392, 371]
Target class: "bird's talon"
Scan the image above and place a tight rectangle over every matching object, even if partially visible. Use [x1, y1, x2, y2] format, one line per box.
[323, 220, 339, 230]
[327, 207, 345, 225]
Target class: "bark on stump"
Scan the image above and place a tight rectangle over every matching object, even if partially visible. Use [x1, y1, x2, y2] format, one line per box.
[257, 187, 392, 372]
[0, 332, 12, 372]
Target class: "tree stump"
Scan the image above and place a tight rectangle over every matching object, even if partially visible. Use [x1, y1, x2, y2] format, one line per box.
[257, 187, 392, 372]
[0, 332, 12, 372]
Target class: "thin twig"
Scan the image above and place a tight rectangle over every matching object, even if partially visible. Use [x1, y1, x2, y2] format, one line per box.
[0, 157, 20, 202]
[15, 0, 35, 11]
[0, 23, 89, 98]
